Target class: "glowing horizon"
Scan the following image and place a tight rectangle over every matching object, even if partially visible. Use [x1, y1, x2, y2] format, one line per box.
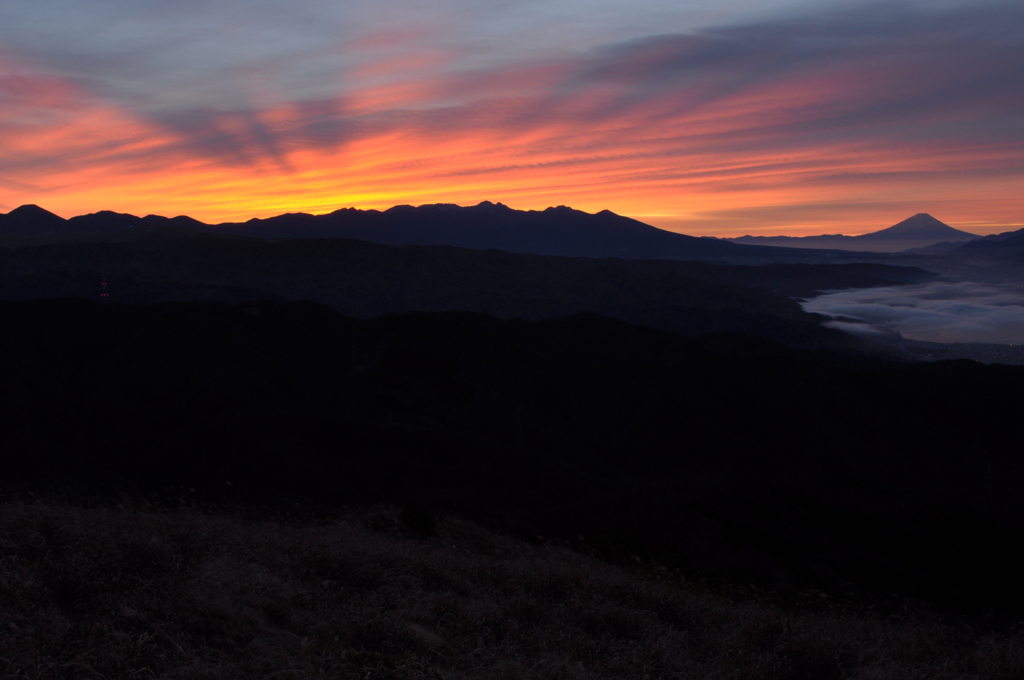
[1, 1, 1021, 238]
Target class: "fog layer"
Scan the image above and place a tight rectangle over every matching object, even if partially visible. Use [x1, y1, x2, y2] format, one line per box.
[802, 281, 1024, 344]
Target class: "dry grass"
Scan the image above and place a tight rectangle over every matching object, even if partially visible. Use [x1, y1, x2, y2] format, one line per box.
[0, 502, 1021, 679]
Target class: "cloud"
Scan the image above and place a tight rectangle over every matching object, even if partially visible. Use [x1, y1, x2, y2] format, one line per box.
[0, 1, 1021, 229]
[4, 1, 1021, 160]
[802, 281, 1024, 344]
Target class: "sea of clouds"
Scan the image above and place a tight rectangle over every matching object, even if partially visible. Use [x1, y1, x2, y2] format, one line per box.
[802, 281, 1024, 345]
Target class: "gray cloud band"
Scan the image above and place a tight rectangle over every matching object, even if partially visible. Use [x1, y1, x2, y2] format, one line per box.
[0, 0, 1020, 167]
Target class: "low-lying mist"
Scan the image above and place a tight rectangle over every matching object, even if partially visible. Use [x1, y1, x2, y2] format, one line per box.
[802, 281, 1024, 345]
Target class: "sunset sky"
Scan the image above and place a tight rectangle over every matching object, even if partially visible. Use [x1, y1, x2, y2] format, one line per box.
[1, 0, 1021, 236]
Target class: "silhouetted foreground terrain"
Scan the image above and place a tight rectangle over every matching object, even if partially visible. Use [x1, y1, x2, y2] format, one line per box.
[0, 226, 936, 353]
[3, 503, 1021, 679]
[3, 208, 1021, 677]
[3, 298, 1024, 624]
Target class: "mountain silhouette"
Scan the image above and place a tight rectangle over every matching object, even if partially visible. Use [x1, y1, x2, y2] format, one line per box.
[953, 227, 1024, 254]
[0, 204, 68, 235]
[205, 201, 753, 258]
[864, 213, 977, 241]
[728, 213, 980, 252]
[66, 210, 141, 234]
[3, 202, 811, 260]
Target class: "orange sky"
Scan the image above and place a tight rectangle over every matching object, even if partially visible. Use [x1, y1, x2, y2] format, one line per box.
[1, 2, 1021, 237]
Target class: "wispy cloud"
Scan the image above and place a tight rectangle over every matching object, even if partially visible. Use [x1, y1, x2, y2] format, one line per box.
[803, 281, 1024, 344]
[0, 1, 1020, 231]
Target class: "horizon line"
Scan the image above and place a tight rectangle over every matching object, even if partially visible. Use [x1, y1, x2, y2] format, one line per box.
[1, 200, 1008, 239]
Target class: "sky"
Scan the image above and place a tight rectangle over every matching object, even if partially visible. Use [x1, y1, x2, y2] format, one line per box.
[1, 0, 1021, 236]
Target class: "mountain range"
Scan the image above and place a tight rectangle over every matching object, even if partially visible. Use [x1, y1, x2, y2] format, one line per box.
[0, 202, 752, 260]
[727, 213, 984, 252]
[0, 202, 986, 258]
[5, 203, 1020, 259]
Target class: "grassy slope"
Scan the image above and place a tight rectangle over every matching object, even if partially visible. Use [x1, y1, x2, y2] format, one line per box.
[1, 503, 1021, 680]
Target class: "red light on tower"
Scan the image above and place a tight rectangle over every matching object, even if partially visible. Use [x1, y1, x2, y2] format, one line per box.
[100, 275, 110, 303]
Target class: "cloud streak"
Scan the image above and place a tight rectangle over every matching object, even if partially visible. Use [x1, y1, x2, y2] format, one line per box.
[803, 281, 1024, 344]
[0, 1, 1021, 232]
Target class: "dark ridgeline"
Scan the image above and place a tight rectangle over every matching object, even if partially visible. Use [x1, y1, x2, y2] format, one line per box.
[0, 222, 937, 352]
[108, 202, 750, 258]
[865, 213, 977, 241]
[728, 213, 983, 252]
[207, 202, 750, 259]
[6, 202, 1020, 259]
[954, 227, 1024, 254]
[67, 210, 148, 234]
[12, 202, 1021, 263]
[0, 204, 69, 235]
[0, 205, 162, 235]
[1, 202, 818, 259]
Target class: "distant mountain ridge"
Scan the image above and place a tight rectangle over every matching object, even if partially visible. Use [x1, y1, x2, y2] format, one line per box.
[866, 213, 975, 240]
[0, 202, 784, 261]
[0, 204, 69, 234]
[6, 202, 1010, 260]
[0, 205, 215, 236]
[954, 228, 1024, 254]
[728, 213, 981, 252]
[192, 201, 754, 259]
[6, 201, 753, 260]
[0, 219, 939, 353]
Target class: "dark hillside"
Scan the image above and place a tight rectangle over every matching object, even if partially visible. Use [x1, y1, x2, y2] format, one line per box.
[3, 503, 1021, 679]
[0, 229, 933, 352]
[954, 229, 1024, 254]
[623, 260, 937, 297]
[3, 299, 1023, 620]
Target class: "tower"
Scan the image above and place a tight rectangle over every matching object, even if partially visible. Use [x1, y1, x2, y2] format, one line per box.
[100, 274, 110, 303]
